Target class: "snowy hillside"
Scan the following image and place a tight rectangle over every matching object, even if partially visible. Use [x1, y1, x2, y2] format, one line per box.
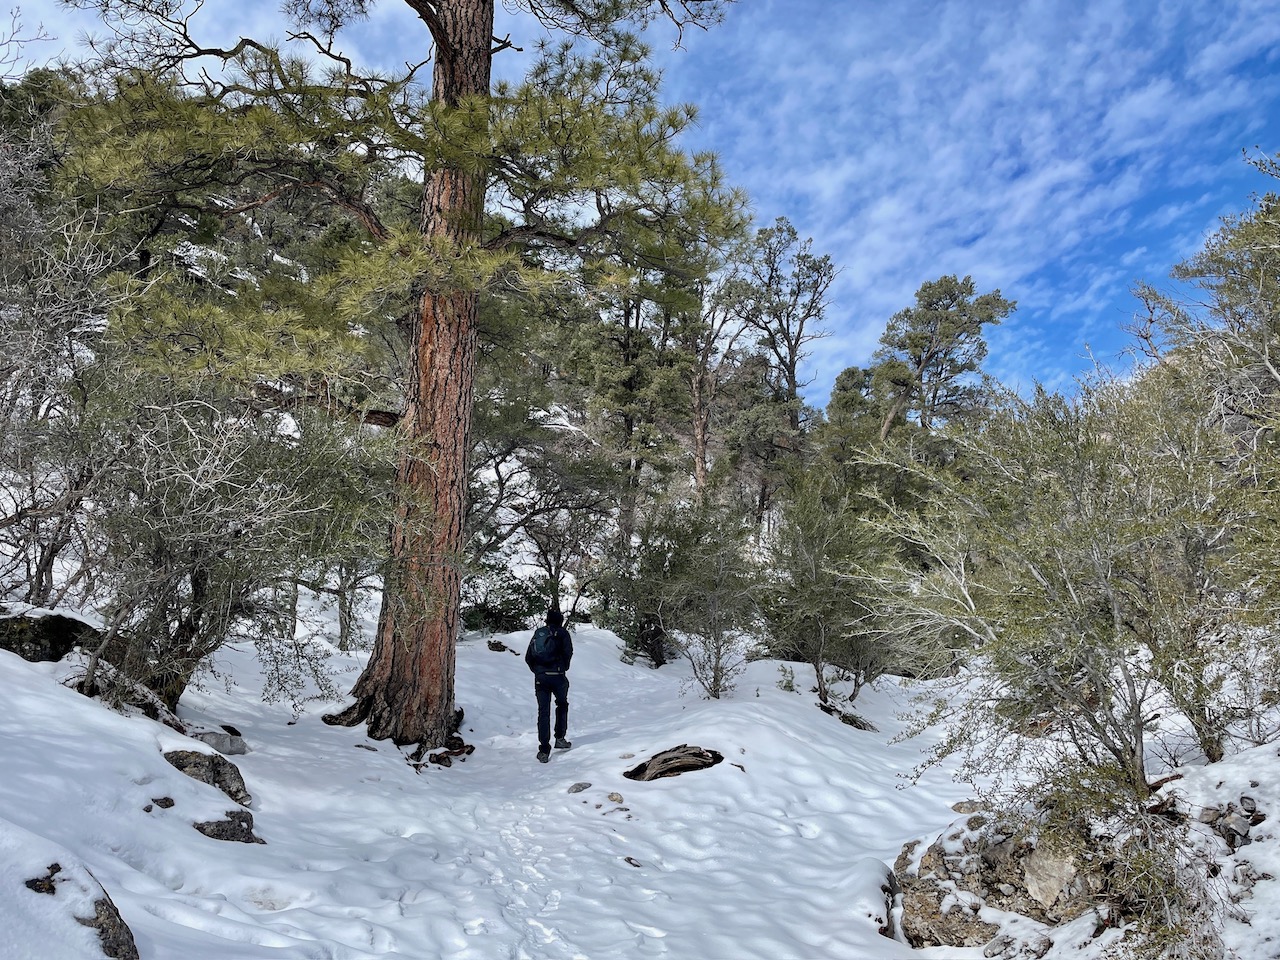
[1, 625, 1277, 959]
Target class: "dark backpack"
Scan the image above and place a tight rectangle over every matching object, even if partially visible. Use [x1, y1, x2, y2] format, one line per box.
[528, 625, 557, 665]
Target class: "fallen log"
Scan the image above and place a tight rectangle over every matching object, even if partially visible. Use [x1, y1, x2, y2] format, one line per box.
[623, 744, 724, 781]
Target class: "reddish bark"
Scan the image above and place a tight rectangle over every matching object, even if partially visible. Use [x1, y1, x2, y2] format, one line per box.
[327, 1, 493, 747]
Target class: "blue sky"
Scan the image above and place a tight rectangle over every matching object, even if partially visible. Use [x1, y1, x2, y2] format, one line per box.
[22, 0, 1280, 404]
[650, 0, 1280, 402]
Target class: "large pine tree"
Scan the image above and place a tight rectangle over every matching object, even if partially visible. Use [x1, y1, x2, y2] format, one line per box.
[69, 0, 732, 746]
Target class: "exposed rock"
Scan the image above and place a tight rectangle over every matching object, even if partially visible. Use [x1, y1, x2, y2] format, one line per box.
[79, 889, 141, 960]
[897, 833, 1000, 948]
[1197, 799, 1266, 849]
[1220, 812, 1253, 848]
[23, 862, 140, 959]
[487, 639, 510, 652]
[408, 734, 474, 769]
[894, 839, 921, 874]
[984, 931, 1053, 959]
[623, 744, 723, 781]
[1023, 845, 1079, 912]
[608, 792, 624, 803]
[163, 750, 252, 806]
[429, 736, 475, 766]
[190, 731, 249, 756]
[194, 809, 265, 844]
[901, 882, 996, 947]
[0, 609, 100, 663]
[896, 815, 1105, 950]
[568, 782, 591, 794]
[24, 861, 62, 895]
[151, 797, 175, 809]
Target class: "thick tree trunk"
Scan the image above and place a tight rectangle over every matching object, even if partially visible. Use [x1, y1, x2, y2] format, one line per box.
[327, 1, 494, 747]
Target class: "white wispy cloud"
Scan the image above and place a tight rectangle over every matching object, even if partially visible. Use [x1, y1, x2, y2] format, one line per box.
[658, 0, 1280, 399]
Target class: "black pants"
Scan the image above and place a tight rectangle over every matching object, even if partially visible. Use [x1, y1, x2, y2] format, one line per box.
[534, 673, 569, 750]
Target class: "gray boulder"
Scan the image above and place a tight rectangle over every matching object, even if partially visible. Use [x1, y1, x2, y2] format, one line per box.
[163, 749, 252, 806]
[1023, 844, 1080, 913]
[190, 731, 250, 756]
[194, 809, 266, 844]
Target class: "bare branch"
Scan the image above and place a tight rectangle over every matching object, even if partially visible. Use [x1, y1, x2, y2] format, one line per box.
[491, 33, 522, 55]
[1, 7, 51, 80]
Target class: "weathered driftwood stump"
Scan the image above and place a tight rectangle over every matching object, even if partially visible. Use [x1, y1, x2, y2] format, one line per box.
[623, 744, 723, 781]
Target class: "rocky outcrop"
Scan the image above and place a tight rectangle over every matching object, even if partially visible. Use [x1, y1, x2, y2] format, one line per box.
[78, 889, 141, 960]
[895, 833, 1000, 948]
[0, 608, 100, 663]
[894, 809, 1104, 950]
[24, 862, 139, 960]
[160, 749, 267, 841]
[163, 749, 252, 806]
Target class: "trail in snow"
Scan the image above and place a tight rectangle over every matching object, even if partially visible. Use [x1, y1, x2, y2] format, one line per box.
[2, 624, 974, 959]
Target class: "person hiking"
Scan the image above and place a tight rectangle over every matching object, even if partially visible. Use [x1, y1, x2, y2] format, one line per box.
[525, 607, 573, 763]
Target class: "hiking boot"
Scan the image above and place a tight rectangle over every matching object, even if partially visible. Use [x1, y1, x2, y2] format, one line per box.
[537, 749, 550, 763]
[554, 738, 572, 750]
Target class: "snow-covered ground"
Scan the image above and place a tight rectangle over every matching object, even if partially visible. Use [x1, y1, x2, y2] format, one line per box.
[0, 622, 1276, 959]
